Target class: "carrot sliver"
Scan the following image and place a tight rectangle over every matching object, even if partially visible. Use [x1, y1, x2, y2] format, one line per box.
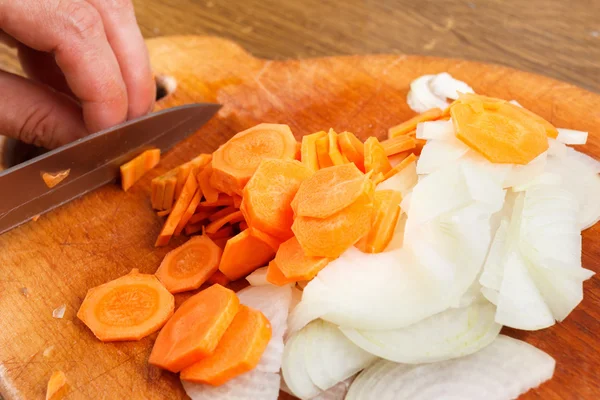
[207, 270, 231, 286]
[301, 131, 327, 172]
[198, 163, 221, 203]
[292, 163, 369, 219]
[208, 206, 238, 222]
[388, 108, 443, 138]
[218, 230, 276, 281]
[383, 153, 418, 181]
[155, 236, 222, 294]
[364, 137, 392, 177]
[380, 135, 417, 156]
[207, 225, 235, 240]
[266, 261, 296, 286]
[338, 131, 365, 171]
[156, 173, 199, 246]
[120, 149, 160, 191]
[315, 135, 333, 169]
[356, 190, 402, 253]
[274, 237, 329, 280]
[327, 129, 349, 166]
[181, 305, 271, 385]
[46, 371, 68, 400]
[211, 123, 297, 196]
[205, 211, 244, 234]
[174, 189, 202, 236]
[41, 169, 71, 189]
[149, 284, 239, 372]
[199, 193, 235, 207]
[189, 210, 212, 225]
[242, 159, 312, 239]
[77, 269, 174, 341]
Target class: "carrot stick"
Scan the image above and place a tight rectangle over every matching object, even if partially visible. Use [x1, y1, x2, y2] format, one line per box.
[162, 176, 178, 210]
[388, 150, 412, 167]
[156, 173, 198, 246]
[207, 225, 235, 240]
[301, 131, 327, 172]
[205, 211, 244, 235]
[198, 163, 220, 203]
[380, 135, 417, 156]
[174, 189, 202, 236]
[364, 137, 392, 177]
[242, 159, 312, 239]
[274, 237, 329, 280]
[207, 270, 230, 286]
[199, 193, 235, 207]
[184, 223, 204, 236]
[172, 154, 212, 200]
[356, 190, 402, 253]
[338, 131, 365, 171]
[189, 210, 212, 225]
[218, 230, 276, 281]
[266, 260, 296, 286]
[41, 169, 71, 189]
[211, 123, 297, 196]
[388, 108, 443, 138]
[149, 284, 239, 373]
[327, 129, 350, 166]
[180, 305, 271, 385]
[155, 236, 222, 294]
[120, 149, 160, 191]
[77, 269, 174, 341]
[383, 153, 418, 181]
[151, 179, 166, 210]
[208, 206, 238, 222]
[46, 371, 68, 400]
[315, 135, 333, 169]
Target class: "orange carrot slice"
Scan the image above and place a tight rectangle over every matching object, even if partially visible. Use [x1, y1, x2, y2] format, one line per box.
[364, 137, 392, 177]
[206, 211, 244, 234]
[356, 190, 402, 253]
[327, 129, 349, 166]
[266, 260, 296, 286]
[174, 189, 202, 236]
[211, 123, 297, 196]
[148, 284, 239, 373]
[181, 305, 272, 385]
[41, 169, 71, 189]
[207, 225, 235, 240]
[120, 149, 160, 191]
[242, 159, 312, 239]
[156, 173, 198, 246]
[77, 269, 174, 341]
[383, 153, 418, 181]
[247, 227, 283, 251]
[301, 131, 327, 171]
[274, 236, 329, 280]
[338, 131, 365, 171]
[155, 236, 222, 294]
[219, 230, 276, 281]
[46, 371, 68, 400]
[207, 270, 230, 286]
[292, 163, 368, 219]
[315, 135, 333, 169]
[292, 188, 375, 258]
[388, 108, 443, 138]
[380, 135, 417, 156]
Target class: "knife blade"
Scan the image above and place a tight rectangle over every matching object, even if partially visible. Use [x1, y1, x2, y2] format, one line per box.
[0, 103, 221, 235]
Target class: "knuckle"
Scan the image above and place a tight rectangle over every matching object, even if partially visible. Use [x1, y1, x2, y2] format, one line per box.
[102, 0, 134, 12]
[18, 105, 58, 148]
[59, 0, 104, 40]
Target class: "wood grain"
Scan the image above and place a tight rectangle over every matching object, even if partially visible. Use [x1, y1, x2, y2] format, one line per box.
[1, 35, 600, 399]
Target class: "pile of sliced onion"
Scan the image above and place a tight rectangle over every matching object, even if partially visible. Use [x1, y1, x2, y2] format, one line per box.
[407, 73, 474, 112]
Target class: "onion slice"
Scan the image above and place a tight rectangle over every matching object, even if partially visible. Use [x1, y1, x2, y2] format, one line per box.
[556, 128, 588, 145]
[246, 267, 269, 286]
[182, 369, 279, 400]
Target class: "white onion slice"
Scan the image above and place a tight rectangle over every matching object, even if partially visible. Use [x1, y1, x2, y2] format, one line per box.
[429, 72, 474, 100]
[479, 219, 509, 291]
[346, 335, 555, 400]
[509, 99, 523, 107]
[310, 377, 355, 400]
[556, 128, 588, 145]
[383, 213, 407, 252]
[407, 75, 449, 112]
[182, 369, 280, 400]
[246, 267, 269, 286]
[415, 120, 454, 140]
[417, 138, 469, 175]
[282, 329, 322, 400]
[376, 160, 417, 197]
[503, 151, 547, 188]
[341, 300, 500, 364]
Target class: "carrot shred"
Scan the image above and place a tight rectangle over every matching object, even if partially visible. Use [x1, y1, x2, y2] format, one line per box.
[356, 190, 402, 253]
[383, 153, 417, 181]
[41, 169, 71, 189]
[388, 108, 443, 138]
[207, 270, 230, 286]
[380, 135, 417, 156]
[301, 131, 327, 172]
[364, 137, 392, 177]
[205, 211, 244, 235]
[327, 129, 350, 166]
[274, 236, 330, 280]
[242, 159, 312, 239]
[156, 173, 198, 246]
[149, 284, 239, 373]
[77, 269, 174, 341]
[266, 260, 296, 286]
[181, 305, 271, 385]
[198, 163, 221, 203]
[218, 230, 276, 281]
[315, 135, 333, 169]
[174, 189, 202, 236]
[199, 193, 235, 207]
[120, 149, 160, 191]
[208, 206, 238, 222]
[207, 225, 235, 240]
[211, 123, 297, 196]
[338, 131, 365, 171]
[46, 371, 68, 400]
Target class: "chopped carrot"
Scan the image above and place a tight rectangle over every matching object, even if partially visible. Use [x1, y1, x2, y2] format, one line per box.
[162, 176, 178, 210]
[338, 131, 365, 171]
[301, 131, 327, 171]
[208, 206, 238, 222]
[156, 173, 198, 246]
[247, 227, 282, 251]
[152, 169, 177, 210]
[242, 159, 312, 239]
[292, 163, 369, 219]
[213, 237, 229, 249]
[155, 236, 222, 294]
[315, 135, 333, 169]
[388, 150, 412, 167]
[157, 209, 171, 217]
[451, 94, 549, 164]
[149, 284, 239, 373]
[364, 137, 392, 177]
[31, 214, 40, 222]
[383, 153, 418, 181]
[175, 154, 212, 199]
[292, 187, 375, 258]
[77, 269, 174, 341]
[388, 108, 443, 138]
[356, 190, 402, 253]
[207, 270, 230, 286]
[120, 149, 160, 191]
[181, 305, 271, 385]
[184, 223, 204, 236]
[198, 163, 220, 203]
[207, 225, 235, 240]
[266, 261, 296, 286]
[238, 221, 249, 231]
[189, 210, 212, 225]
[327, 129, 349, 166]
[205, 211, 244, 234]
[199, 193, 235, 208]
[41, 169, 71, 189]
[211, 123, 297, 196]
[174, 189, 202, 236]
[46, 371, 68, 400]
[380, 135, 417, 156]
[274, 237, 329, 280]
[218, 230, 276, 281]
[233, 195, 243, 208]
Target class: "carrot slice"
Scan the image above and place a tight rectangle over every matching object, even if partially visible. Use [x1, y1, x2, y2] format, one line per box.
[148, 284, 239, 373]
[356, 190, 402, 253]
[388, 108, 443, 138]
[364, 137, 392, 177]
[211, 123, 297, 196]
[180, 305, 271, 385]
[315, 135, 333, 169]
[380, 135, 417, 156]
[327, 129, 349, 166]
[242, 159, 312, 239]
[207, 270, 230, 286]
[219, 230, 276, 281]
[46, 371, 68, 400]
[292, 163, 368, 219]
[293, 186, 375, 258]
[383, 153, 418, 181]
[247, 227, 282, 251]
[206, 211, 244, 234]
[156, 173, 199, 246]
[301, 131, 327, 171]
[155, 236, 222, 294]
[174, 189, 202, 236]
[274, 237, 329, 280]
[198, 163, 220, 203]
[266, 260, 296, 286]
[338, 131, 365, 171]
[119, 149, 160, 191]
[451, 95, 549, 164]
[41, 169, 71, 189]
[77, 269, 174, 341]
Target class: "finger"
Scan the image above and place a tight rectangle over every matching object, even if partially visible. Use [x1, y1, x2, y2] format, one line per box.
[0, 0, 128, 132]
[86, 0, 155, 118]
[17, 45, 74, 97]
[0, 69, 87, 149]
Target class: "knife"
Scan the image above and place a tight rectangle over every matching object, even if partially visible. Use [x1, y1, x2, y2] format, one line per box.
[0, 103, 221, 235]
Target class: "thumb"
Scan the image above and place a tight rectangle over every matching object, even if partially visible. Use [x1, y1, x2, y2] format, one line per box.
[0, 69, 88, 149]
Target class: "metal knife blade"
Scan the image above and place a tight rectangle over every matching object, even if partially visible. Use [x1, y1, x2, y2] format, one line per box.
[0, 103, 221, 235]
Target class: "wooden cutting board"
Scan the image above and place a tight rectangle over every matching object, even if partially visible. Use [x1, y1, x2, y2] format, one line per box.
[1, 35, 600, 400]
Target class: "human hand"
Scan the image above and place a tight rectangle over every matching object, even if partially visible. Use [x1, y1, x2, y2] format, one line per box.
[0, 0, 155, 149]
